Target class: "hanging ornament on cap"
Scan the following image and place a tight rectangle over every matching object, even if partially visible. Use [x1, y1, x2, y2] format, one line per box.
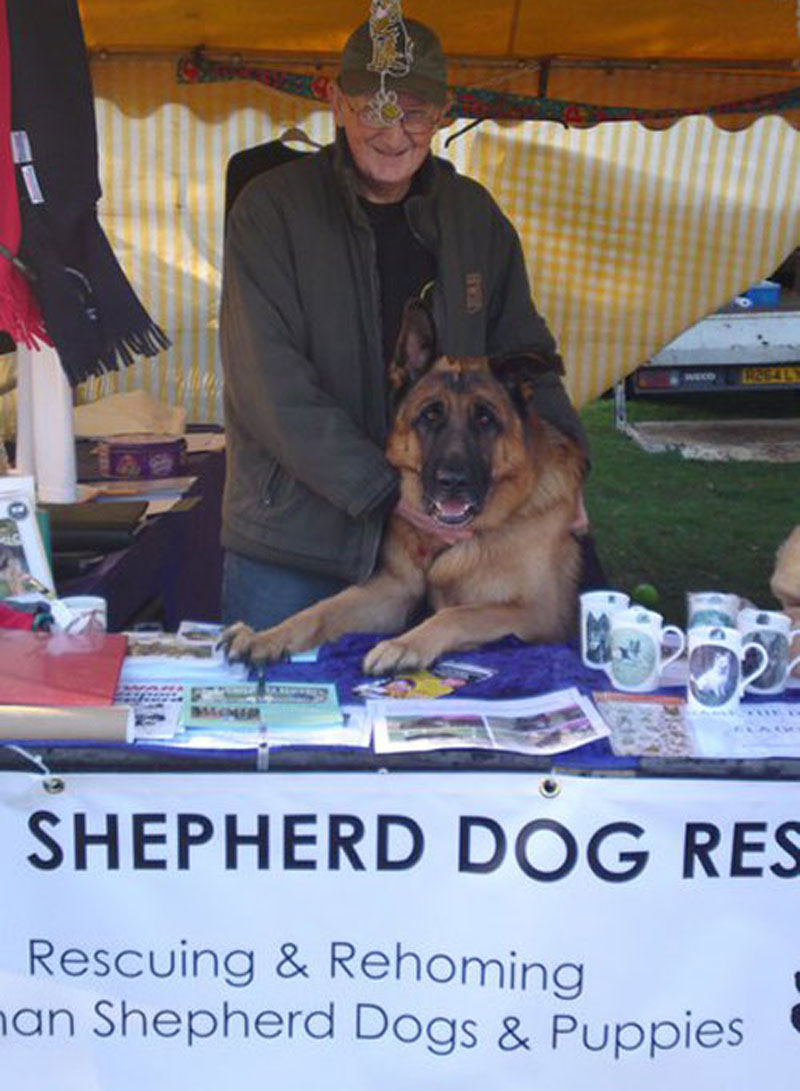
[364, 0, 414, 127]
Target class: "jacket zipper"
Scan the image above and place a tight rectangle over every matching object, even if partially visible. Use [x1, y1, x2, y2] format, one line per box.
[404, 196, 443, 343]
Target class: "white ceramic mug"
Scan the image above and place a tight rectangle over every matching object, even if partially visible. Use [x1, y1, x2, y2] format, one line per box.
[687, 625, 768, 712]
[736, 608, 800, 695]
[579, 590, 630, 669]
[56, 595, 108, 634]
[604, 607, 685, 693]
[687, 591, 741, 630]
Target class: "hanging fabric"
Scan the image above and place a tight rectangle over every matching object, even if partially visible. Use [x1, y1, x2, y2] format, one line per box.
[6, 0, 169, 385]
[0, 0, 45, 350]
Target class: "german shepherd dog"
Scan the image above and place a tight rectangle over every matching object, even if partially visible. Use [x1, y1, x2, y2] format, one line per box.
[223, 301, 586, 674]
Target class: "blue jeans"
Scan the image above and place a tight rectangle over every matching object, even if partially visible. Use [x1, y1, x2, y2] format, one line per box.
[221, 550, 348, 629]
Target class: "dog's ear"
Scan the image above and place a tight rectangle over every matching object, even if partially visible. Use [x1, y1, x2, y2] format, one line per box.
[488, 352, 561, 417]
[388, 299, 438, 401]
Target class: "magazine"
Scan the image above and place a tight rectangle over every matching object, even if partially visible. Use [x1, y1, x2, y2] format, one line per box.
[115, 681, 185, 739]
[119, 632, 247, 682]
[182, 681, 342, 731]
[177, 620, 320, 663]
[371, 688, 608, 755]
[0, 476, 54, 601]
[142, 703, 371, 752]
[353, 659, 497, 699]
[176, 620, 226, 643]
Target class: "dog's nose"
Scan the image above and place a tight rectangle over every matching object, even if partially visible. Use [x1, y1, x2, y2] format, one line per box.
[435, 462, 470, 492]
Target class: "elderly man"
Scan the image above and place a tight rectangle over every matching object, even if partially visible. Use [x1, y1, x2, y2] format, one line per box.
[220, 17, 592, 628]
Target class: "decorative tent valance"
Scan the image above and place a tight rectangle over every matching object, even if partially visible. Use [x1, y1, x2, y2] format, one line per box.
[77, 0, 800, 129]
[176, 52, 800, 131]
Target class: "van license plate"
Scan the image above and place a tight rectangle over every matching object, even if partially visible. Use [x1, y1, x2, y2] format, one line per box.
[741, 366, 800, 385]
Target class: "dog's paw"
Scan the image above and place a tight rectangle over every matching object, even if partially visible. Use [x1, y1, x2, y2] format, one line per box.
[363, 637, 428, 675]
[217, 621, 255, 660]
[218, 622, 289, 665]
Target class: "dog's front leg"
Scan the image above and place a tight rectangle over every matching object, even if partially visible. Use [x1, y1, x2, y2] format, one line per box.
[223, 572, 422, 665]
[363, 603, 554, 674]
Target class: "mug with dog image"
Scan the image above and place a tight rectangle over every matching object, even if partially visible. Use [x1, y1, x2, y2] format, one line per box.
[736, 608, 800, 695]
[687, 591, 740, 630]
[579, 590, 630, 669]
[604, 607, 685, 693]
[687, 626, 768, 713]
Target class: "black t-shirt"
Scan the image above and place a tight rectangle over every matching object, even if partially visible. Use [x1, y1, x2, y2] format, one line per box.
[360, 196, 437, 366]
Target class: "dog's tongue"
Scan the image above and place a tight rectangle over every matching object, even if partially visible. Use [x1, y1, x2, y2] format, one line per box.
[434, 499, 472, 524]
[439, 499, 466, 515]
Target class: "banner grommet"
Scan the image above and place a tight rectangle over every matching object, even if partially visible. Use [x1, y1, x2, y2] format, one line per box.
[539, 776, 560, 799]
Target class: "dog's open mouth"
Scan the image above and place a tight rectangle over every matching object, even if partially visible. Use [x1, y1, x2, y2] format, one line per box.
[429, 498, 477, 526]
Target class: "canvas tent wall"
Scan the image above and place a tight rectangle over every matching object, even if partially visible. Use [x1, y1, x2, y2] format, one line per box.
[2, 1, 799, 430]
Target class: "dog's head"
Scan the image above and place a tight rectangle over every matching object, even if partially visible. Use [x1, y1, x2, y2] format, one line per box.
[386, 300, 581, 531]
[771, 525, 800, 609]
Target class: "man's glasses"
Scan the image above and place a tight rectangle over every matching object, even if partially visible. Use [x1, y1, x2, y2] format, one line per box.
[344, 96, 442, 135]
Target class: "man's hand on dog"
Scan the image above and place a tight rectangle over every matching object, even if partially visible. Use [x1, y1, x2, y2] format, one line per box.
[571, 491, 590, 536]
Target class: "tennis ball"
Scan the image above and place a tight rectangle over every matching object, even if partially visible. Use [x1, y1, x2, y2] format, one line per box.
[633, 582, 660, 608]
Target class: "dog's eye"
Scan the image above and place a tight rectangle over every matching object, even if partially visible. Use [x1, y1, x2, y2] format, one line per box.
[473, 404, 499, 431]
[417, 401, 445, 427]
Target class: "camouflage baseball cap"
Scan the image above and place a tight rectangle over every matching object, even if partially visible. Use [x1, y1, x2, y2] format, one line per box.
[339, 18, 447, 107]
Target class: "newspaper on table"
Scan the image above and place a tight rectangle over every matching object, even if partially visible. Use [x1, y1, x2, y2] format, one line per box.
[370, 688, 608, 755]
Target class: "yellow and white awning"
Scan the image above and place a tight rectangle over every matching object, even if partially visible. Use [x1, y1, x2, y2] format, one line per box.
[70, 58, 799, 423]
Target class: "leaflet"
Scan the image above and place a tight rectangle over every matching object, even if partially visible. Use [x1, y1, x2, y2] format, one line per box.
[370, 688, 608, 755]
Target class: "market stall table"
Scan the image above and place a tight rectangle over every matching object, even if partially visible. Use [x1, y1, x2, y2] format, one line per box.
[0, 634, 798, 1091]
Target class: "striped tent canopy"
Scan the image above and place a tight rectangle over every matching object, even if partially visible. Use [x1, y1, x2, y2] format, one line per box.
[78, 0, 800, 130]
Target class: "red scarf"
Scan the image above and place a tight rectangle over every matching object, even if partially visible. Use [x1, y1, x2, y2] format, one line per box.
[0, 0, 45, 347]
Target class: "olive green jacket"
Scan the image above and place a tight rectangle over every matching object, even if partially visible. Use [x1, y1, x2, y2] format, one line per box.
[220, 133, 586, 582]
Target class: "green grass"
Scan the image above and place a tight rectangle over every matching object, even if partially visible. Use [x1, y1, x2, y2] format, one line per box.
[580, 393, 799, 627]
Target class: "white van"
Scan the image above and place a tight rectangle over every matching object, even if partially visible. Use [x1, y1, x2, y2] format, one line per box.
[628, 250, 800, 396]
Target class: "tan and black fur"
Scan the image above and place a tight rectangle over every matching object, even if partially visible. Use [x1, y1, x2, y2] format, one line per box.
[223, 302, 586, 674]
[771, 526, 800, 673]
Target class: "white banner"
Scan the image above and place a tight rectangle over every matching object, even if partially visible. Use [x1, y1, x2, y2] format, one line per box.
[0, 770, 798, 1090]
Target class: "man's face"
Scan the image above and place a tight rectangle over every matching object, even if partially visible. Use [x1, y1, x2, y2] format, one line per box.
[331, 85, 442, 203]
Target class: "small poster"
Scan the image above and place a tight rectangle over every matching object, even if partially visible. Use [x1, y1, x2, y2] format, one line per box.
[593, 692, 696, 757]
[0, 476, 54, 601]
